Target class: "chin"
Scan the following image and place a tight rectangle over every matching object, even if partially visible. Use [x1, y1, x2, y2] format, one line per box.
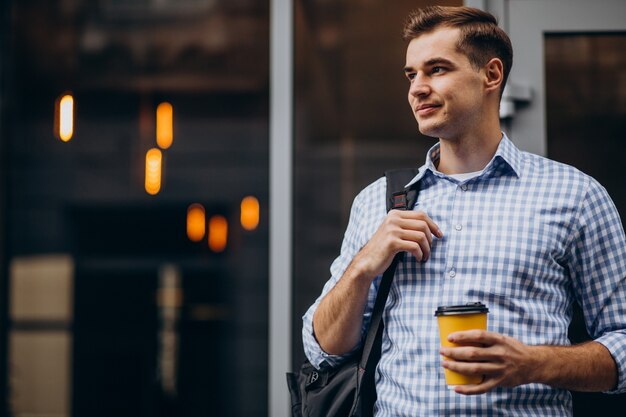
[417, 123, 442, 139]
[418, 130, 439, 139]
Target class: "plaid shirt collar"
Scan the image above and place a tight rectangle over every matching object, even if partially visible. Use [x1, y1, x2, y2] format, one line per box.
[406, 132, 523, 188]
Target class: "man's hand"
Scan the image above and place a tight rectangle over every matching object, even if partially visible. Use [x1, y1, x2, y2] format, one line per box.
[439, 330, 618, 394]
[439, 330, 538, 395]
[351, 210, 443, 279]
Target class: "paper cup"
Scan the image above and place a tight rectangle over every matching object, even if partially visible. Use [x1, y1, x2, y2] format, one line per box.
[435, 302, 489, 386]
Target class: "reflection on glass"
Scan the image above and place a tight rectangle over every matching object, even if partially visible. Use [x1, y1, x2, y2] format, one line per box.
[8, 255, 73, 416]
[157, 264, 181, 397]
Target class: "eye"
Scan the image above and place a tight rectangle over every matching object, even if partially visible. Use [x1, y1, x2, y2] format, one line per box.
[405, 72, 416, 82]
[431, 66, 446, 74]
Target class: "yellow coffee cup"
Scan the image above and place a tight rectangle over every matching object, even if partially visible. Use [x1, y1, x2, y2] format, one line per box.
[435, 302, 489, 386]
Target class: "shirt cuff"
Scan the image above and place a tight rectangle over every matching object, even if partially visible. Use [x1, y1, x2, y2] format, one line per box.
[302, 306, 357, 370]
[595, 332, 626, 394]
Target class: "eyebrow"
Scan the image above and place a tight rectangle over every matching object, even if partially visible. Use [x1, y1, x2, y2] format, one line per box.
[404, 57, 455, 73]
[425, 57, 455, 67]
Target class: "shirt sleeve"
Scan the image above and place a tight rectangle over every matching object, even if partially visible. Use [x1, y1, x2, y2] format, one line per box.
[301, 178, 386, 370]
[567, 178, 626, 394]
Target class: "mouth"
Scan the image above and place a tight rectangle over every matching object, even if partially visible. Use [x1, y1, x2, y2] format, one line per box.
[415, 103, 441, 116]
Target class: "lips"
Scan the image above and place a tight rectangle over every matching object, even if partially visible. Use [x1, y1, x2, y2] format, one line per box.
[415, 103, 441, 116]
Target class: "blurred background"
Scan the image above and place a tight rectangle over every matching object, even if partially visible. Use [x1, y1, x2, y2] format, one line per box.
[0, 0, 624, 416]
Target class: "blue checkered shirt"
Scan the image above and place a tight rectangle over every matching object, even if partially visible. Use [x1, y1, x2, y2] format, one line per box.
[302, 134, 626, 416]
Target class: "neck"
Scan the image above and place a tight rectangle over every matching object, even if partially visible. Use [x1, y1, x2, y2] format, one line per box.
[436, 139, 498, 174]
[436, 120, 502, 174]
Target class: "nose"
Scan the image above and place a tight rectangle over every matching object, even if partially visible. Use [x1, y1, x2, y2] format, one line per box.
[408, 74, 430, 98]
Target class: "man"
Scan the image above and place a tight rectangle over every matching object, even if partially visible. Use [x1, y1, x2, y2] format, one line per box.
[302, 5, 626, 416]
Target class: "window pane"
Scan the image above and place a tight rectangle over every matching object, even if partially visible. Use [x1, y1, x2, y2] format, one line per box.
[5, 2, 269, 416]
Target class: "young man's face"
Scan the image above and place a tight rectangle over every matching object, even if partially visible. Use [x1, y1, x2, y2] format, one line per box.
[404, 26, 487, 141]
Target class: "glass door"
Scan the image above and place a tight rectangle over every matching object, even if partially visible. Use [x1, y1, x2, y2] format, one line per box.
[292, 0, 462, 371]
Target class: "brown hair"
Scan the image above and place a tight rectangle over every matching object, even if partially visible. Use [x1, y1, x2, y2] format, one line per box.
[403, 6, 513, 96]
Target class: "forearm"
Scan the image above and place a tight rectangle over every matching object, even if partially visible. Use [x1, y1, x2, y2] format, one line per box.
[531, 341, 617, 392]
[312, 255, 375, 355]
[312, 209, 441, 356]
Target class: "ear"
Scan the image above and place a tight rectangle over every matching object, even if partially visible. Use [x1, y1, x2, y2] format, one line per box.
[483, 58, 504, 94]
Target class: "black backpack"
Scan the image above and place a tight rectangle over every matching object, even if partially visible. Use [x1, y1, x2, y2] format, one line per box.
[287, 168, 420, 417]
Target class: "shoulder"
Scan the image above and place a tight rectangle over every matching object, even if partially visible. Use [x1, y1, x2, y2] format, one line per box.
[520, 151, 618, 214]
[353, 176, 387, 206]
[520, 151, 596, 193]
[348, 176, 388, 229]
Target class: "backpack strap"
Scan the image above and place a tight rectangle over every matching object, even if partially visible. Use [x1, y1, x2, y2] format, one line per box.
[357, 168, 421, 407]
[385, 168, 420, 212]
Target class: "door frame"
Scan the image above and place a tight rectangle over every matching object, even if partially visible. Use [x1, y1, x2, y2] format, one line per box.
[269, 1, 293, 417]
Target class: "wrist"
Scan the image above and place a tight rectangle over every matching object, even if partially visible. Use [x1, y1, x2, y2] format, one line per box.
[526, 345, 550, 385]
[347, 251, 379, 284]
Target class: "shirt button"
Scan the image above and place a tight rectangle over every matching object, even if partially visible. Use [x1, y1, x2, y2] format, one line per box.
[449, 268, 456, 278]
[455, 224, 462, 231]
[460, 184, 468, 191]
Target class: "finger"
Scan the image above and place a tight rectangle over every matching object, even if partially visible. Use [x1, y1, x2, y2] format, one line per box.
[398, 225, 433, 246]
[395, 211, 443, 238]
[406, 241, 425, 261]
[440, 346, 500, 362]
[390, 233, 429, 261]
[441, 358, 502, 376]
[416, 211, 443, 238]
[448, 330, 503, 346]
[399, 231, 432, 260]
[407, 213, 443, 239]
[454, 377, 499, 395]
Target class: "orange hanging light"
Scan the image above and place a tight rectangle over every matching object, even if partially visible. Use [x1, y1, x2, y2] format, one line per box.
[240, 196, 260, 231]
[187, 204, 206, 242]
[145, 148, 162, 195]
[208, 215, 228, 252]
[156, 102, 173, 149]
[56, 94, 74, 142]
